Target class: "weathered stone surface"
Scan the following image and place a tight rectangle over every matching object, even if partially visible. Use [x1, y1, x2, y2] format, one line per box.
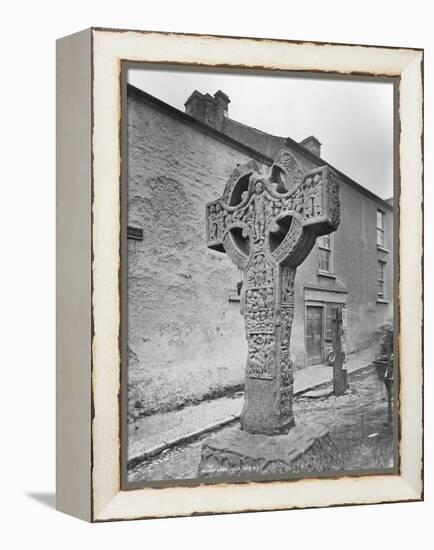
[206, 151, 341, 435]
[198, 424, 341, 478]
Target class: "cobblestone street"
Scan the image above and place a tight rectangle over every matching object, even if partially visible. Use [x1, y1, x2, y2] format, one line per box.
[129, 365, 395, 483]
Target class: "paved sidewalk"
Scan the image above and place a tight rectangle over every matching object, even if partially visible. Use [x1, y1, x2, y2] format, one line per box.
[128, 346, 375, 466]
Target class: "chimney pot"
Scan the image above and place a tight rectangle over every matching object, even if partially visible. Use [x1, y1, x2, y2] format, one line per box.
[184, 90, 230, 130]
[299, 135, 322, 157]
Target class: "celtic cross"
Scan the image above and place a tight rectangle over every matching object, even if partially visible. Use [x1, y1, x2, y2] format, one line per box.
[206, 150, 341, 435]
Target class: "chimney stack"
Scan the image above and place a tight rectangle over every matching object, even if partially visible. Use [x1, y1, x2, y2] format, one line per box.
[299, 135, 322, 157]
[184, 90, 230, 131]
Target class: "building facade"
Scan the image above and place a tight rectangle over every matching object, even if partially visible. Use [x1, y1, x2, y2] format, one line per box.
[127, 84, 393, 416]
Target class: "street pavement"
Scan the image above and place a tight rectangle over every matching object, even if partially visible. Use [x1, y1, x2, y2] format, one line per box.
[128, 346, 376, 465]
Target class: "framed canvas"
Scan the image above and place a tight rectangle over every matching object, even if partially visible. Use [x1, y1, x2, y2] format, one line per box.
[56, 27, 423, 522]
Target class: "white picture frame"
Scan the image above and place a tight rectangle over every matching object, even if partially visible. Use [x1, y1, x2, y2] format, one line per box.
[56, 27, 423, 522]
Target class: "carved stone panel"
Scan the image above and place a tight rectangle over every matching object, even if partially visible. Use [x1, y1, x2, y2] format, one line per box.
[247, 333, 276, 380]
[326, 169, 341, 229]
[280, 305, 294, 416]
[244, 252, 275, 380]
[302, 173, 324, 221]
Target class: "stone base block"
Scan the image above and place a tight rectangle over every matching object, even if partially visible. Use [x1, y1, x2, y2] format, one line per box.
[198, 423, 341, 478]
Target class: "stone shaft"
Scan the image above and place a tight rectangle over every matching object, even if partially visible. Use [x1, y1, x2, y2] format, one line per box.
[240, 258, 295, 434]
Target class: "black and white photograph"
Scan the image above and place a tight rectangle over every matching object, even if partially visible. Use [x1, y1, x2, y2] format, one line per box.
[2, 0, 429, 541]
[124, 66, 396, 486]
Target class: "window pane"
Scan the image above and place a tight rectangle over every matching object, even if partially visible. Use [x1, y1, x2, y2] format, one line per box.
[377, 280, 384, 297]
[319, 248, 330, 272]
[319, 249, 324, 270]
[318, 234, 331, 249]
[377, 210, 384, 229]
[377, 228, 384, 247]
[377, 261, 386, 298]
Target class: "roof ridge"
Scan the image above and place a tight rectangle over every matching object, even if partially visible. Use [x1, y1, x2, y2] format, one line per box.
[127, 83, 393, 210]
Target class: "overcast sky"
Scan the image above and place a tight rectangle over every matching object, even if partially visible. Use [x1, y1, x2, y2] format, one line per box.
[128, 67, 394, 199]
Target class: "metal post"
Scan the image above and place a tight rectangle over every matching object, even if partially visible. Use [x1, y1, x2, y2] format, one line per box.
[332, 308, 348, 396]
[384, 328, 393, 427]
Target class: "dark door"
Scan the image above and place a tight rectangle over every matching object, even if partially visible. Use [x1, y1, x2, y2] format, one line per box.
[306, 306, 323, 365]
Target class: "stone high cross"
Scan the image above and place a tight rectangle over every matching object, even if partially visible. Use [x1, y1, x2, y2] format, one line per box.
[206, 150, 341, 435]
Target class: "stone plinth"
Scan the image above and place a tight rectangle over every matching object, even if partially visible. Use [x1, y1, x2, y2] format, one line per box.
[198, 424, 340, 478]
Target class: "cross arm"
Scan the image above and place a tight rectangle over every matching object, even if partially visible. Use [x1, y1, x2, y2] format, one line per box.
[269, 165, 341, 267]
[267, 149, 340, 238]
[206, 159, 261, 268]
[206, 198, 252, 270]
[298, 165, 341, 236]
[206, 199, 226, 252]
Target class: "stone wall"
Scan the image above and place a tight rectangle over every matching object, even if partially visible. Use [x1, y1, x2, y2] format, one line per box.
[127, 88, 393, 417]
[127, 93, 268, 418]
